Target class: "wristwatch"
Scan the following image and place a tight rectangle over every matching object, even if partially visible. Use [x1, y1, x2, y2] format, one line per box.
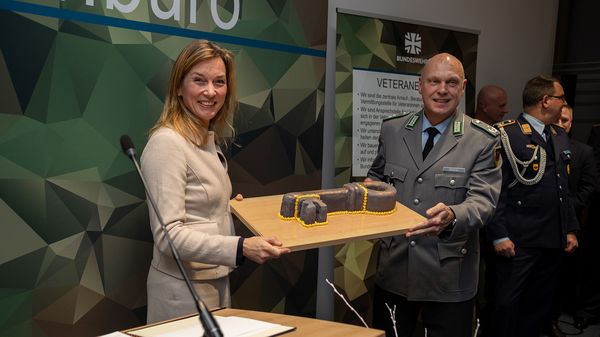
[443, 218, 457, 233]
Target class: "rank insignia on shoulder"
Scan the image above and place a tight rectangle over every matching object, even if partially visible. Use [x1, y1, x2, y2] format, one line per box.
[472, 119, 499, 137]
[494, 120, 515, 128]
[383, 111, 411, 122]
[520, 123, 532, 135]
[453, 120, 464, 136]
[404, 113, 420, 130]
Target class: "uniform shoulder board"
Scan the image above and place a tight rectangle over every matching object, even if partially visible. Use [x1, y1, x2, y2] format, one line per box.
[549, 124, 564, 136]
[383, 111, 411, 122]
[472, 119, 499, 137]
[493, 120, 516, 128]
[551, 124, 565, 135]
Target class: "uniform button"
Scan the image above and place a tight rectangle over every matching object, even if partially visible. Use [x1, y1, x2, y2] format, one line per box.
[449, 179, 456, 186]
[417, 177, 423, 183]
[413, 198, 420, 205]
[557, 173, 561, 178]
[517, 201, 522, 206]
[559, 185, 562, 190]
[559, 197, 563, 202]
[461, 248, 467, 255]
[410, 240, 416, 247]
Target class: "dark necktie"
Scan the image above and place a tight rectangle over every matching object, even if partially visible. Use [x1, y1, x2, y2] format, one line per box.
[543, 125, 554, 154]
[422, 127, 439, 160]
[542, 125, 550, 141]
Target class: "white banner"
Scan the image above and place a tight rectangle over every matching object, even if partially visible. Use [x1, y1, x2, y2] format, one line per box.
[352, 69, 421, 176]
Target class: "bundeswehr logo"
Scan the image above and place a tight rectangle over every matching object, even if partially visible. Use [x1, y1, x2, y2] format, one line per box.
[404, 32, 421, 55]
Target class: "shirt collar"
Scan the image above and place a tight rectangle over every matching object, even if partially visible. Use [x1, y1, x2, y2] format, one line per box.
[522, 113, 546, 136]
[422, 114, 452, 135]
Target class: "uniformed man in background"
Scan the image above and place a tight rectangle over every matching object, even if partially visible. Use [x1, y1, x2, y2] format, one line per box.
[473, 84, 510, 337]
[474, 85, 509, 126]
[544, 105, 598, 336]
[367, 53, 502, 337]
[487, 75, 579, 337]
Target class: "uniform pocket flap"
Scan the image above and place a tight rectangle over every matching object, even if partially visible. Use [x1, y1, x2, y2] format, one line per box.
[434, 173, 468, 189]
[507, 192, 541, 207]
[384, 163, 408, 182]
[437, 240, 468, 260]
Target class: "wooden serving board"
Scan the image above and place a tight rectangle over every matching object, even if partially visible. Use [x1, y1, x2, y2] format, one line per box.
[230, 194, 425, 251]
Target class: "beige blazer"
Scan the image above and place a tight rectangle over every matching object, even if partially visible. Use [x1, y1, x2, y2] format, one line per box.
[141, 127, 240, 281]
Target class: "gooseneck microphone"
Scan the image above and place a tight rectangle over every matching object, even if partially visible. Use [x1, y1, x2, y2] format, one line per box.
[119, 135, 223, 337]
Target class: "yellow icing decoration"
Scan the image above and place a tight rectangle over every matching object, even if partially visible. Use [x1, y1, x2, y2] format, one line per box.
[278, 183, 396, 228]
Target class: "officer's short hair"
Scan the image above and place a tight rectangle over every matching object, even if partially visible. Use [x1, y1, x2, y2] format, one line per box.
[522, 75, 560, 108]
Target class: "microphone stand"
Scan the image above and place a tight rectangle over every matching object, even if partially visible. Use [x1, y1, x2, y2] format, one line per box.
[121, 135, 223, 337]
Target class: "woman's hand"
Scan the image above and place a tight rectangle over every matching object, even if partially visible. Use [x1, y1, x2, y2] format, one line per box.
[243, 236, 291, 264]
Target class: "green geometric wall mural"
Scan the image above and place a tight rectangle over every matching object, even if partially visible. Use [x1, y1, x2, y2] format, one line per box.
[0, 1, 326, 335]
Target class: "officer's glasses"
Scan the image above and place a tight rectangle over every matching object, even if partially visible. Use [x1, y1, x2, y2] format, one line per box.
[547, 94, 566, 102]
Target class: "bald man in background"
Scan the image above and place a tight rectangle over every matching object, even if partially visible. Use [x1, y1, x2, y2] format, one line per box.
[475, 85, 509, 336]
[474, 85, 509, 126]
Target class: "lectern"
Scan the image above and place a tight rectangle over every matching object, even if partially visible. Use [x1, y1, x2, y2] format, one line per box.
[122, 308, 384, 337]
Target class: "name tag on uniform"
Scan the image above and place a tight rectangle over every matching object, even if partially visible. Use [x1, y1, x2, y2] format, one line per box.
[443, 166, 466, 173]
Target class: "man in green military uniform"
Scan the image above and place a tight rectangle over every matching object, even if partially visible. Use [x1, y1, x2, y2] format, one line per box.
[367, 53, 502, 337]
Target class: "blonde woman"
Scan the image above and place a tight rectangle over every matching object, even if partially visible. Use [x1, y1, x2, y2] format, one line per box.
[141, 40, 289, 323]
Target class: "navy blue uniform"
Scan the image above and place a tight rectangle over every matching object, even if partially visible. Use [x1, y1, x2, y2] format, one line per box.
[487, 114, 579, 337]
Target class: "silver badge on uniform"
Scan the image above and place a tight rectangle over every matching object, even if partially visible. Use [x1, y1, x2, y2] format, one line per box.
[442, 167, 466, 173]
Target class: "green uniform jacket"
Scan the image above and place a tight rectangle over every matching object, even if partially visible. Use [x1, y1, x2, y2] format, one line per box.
[367, 110, 502, 302]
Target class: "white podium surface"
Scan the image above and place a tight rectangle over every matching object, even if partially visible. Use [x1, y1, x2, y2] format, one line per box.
[127, 315, 293, 337]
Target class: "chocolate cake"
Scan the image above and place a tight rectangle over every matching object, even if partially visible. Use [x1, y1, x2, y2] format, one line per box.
[279, 181, 397, 226]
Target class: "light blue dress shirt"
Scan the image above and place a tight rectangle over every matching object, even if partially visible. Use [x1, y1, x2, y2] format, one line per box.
[421, 115, 452, 151]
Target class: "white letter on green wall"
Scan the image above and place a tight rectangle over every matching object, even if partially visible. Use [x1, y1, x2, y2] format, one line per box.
[107, 0, 140, 13]
[151, 0, 180, 21]
[211, 0, 239, 30]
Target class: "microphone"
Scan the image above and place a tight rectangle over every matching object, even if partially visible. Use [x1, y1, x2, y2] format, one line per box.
[119, 135, 223, 337]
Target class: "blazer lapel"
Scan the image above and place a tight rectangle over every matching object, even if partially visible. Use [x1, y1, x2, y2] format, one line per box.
[548, 127, 560, 159]
[530, 129, 546, 148]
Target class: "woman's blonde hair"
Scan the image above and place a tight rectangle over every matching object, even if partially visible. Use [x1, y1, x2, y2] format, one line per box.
[150, 40, 237, 146]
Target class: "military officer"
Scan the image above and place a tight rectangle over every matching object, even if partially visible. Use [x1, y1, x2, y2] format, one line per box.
[487, 75, 579, 337]
[367, 53, 502, 337]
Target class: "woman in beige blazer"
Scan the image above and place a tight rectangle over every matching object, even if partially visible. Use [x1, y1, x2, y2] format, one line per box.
[141, 40, 290, 323]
